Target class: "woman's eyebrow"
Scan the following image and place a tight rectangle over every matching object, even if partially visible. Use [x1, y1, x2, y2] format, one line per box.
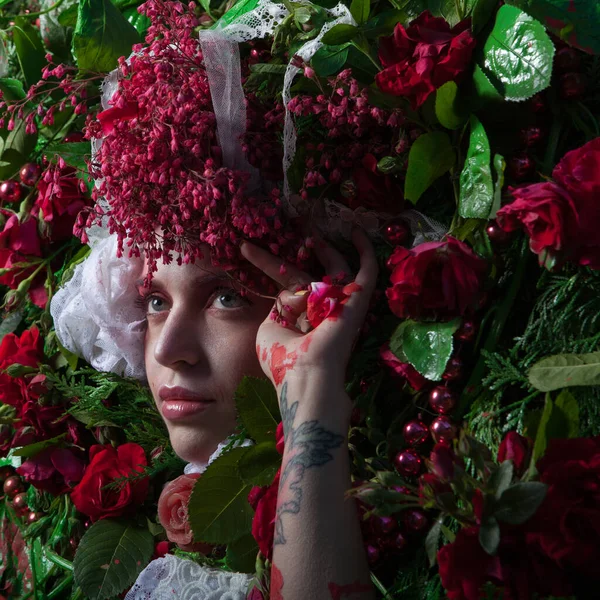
[134, 272, 228, 290]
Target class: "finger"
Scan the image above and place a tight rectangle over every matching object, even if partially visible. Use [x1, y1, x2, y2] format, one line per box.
[313, 235, 352, 280]
[240, 241, 311, 291]
[278, 289, 309, 322]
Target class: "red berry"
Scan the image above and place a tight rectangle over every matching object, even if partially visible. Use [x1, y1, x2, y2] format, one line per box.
[430, 416, 458, 444]
[486, 220, 512, 248]
[384, 222, 409, 246]
[0, 180, 23, 203]
[3, 475, 24, 498]
[403, 509, 428, 532]
[403, 420, 429, 446]
[375, 516, 397, 535]
[366, 544, 380, 565]
[27, 511, 42, 525]
[392, 531, 407, 551]
[554, 47, 581, 74]
[19, 162, 41, 187]
[428, 386, 456, 415]
[393, 449, 422, 477]
[455, 319, 476, 343]
[530, 93, 547, 114]
[559, 72, 587, 100]
[508, 154, 535, 181]
[518, 126, 544, 148]
[12, 491, 28, 511]
[442, 356, 463, 382]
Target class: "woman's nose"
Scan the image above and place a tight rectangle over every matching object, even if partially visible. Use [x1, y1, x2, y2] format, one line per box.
[152, 309, 208, 370]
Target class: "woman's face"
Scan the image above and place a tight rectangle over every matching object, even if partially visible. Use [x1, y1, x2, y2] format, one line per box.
[140, 251, 273, 465]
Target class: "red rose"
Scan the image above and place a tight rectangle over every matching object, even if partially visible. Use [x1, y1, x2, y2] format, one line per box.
[527, 437, 600, 578]
[496, 182, 579, 268]
[71, 443, 149, 521]
[33, 167, 89, 242]
[0, 327, 43, 410]
[497, 432, 532, 476]
[386, 237, 487, 320]
[0, 213, 46, 308]
[17, 448, 85, 495]
[379, 343, 428, 391]
[350, 153, 404, 213]
[498, 137, 600, 269]
[157, 472, 211, 552]
[376, 12, 476, 109]
[249, 469, 280, 560]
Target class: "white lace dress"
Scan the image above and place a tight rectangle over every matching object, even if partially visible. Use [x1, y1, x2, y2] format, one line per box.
[125, 553, 251, 599]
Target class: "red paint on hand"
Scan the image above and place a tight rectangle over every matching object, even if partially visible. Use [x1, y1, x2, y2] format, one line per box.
[269, 343, 298, 386]
[271, 564, 284, 600]
[300, 334, 312, 354]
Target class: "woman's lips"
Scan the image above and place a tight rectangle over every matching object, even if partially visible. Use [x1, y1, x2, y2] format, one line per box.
[160, 399, 215, 421]
[158, 386, 215, 421]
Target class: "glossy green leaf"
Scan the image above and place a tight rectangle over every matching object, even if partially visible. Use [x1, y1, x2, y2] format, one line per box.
[234, 376, 280, 444]
[478, 517, 500, 555]
[472, 63, 504, 104]
[72, 0, 140, 73]
[321, 24, 360, 45]
[350, 0, 369, 24]
[11, 433, 67, 458]
[506, 0, 600, 54]
[482, 5, 554, 101]
[73, 519, 153, 600]
[490, 153, 505, 218]
[311, 43, 350, 77]
[123, 7, 151, 35]
[12, 18, 47, 88]
[459, 116, 494, 219]
[188, 447, 254, 544]
[226, 533, 259, 573]
[392, 319, 460, 380]
[45, 141, 91, 171]
[58, 4, 79, 27]
[404, 131, 456, 204]
[472, 0, 500, 32]
[237, 441, 280, 487]
[0, 78, 26, 103]
[528, 351, 600, 391]
[435, 81, 468, 130]
[494, 482, 547, 524]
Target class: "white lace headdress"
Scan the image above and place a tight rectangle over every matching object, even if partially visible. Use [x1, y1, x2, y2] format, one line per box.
[50, 0, 446, 381]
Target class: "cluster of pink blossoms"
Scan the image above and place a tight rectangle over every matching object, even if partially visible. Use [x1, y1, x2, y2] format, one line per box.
[79, 0, 303, 280]
[288, 69, 410, 213]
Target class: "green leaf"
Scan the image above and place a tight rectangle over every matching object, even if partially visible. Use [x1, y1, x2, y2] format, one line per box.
[435, 81, 468, 130]
[58, 4, 79, 27]
[0, 310, 22, 343]
[12, 19, 47, 88]
[226, 533, 259, 573]
[350, 0, 369, 24]
[234, 376, 280, 444]
[478, 517, 500, 555]
[376, 155, 403, 174]
[505, 0, 600, 54]
[488, 459, 514, 499]
[72, 0, 140, 73]
[188, 447, 254, 544]
[528, 351, 600, 391]
[425, 517, 443, 567]
[490, 153, 505, 218]
[472, 0, 500, 33]
[363, 9, 404, 38]
[391, 319, 460, 381]
[404, 131, 456, 204]
[11, 434, 67, 458]
[249, 63, 288, 75]
[321, 24, 360, 45]
[472, 63, 504, 104]
[459, 115, 494, 219]
[494, 482, 547, 525]
[0, 79, 26, 103]
[123, 6, 151, 35]
[482, 5, 554, 102]
[531, 393, 553, 466]
[311, 44, 350, 77]
[427, 0, 477, 27]
[73, 519, 153, 600]
[553, 389, 579, 438]
[237, 442, 281, 487]
[45, 141, 91, 172]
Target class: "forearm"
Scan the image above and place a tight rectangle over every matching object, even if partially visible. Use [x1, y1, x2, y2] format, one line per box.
[271, 379, 374, 600]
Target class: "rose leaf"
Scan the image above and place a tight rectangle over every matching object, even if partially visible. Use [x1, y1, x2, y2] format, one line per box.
[435, 81, 469, 130]
[226, 533, 259, 573]
[237, 441, 281, 487]
[493, 482, 548, 525]
[234, 376, 280, 444]
[73, 519, 153, 600]
[528, 351, 600, 391]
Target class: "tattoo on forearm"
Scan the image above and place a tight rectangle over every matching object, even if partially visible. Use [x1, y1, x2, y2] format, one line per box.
[274, 382, 345, 546]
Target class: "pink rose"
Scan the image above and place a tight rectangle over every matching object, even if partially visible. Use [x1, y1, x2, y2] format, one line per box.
[306, 280, 362, 328]
[157, 473, 211, 552]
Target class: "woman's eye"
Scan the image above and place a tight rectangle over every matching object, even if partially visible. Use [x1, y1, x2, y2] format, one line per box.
[147, 295, 167, 314]
[211, 288, 249, 309]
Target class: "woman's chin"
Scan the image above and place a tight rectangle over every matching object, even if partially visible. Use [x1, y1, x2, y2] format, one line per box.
[168, 425, 231, 466]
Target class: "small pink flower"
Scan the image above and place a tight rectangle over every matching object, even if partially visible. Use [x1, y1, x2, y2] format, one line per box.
[306, 281, 362, 328]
